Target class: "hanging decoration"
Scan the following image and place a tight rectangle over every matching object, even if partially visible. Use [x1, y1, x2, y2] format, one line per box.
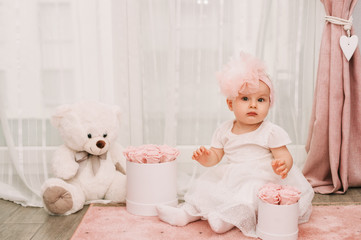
[325, 15, 358, 61]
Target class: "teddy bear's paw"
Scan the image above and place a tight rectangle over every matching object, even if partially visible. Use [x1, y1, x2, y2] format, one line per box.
[43, 186, 73, 215]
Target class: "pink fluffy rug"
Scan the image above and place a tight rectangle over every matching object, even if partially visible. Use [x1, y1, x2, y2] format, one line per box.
[71, 205, 361, 240]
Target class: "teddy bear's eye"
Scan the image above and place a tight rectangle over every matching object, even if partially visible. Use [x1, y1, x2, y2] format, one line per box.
[103, 133, 107, 138]
[87, 133, 92, 139]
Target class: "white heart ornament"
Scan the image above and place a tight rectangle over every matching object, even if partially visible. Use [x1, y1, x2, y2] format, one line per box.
[340, 35, 358, 61]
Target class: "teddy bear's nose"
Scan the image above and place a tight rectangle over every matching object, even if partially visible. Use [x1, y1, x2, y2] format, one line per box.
[96, 140, 106, 149]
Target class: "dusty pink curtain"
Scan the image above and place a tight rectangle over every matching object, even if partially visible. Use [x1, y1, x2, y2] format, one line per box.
[303, 0, 361, 194]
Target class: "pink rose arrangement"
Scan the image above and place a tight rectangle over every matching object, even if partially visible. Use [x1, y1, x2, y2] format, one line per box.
[258, 183, 301, 205]
[123, 144, 179, 164]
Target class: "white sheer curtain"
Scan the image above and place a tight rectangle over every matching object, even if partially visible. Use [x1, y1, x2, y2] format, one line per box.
[0, 0, 324, 207]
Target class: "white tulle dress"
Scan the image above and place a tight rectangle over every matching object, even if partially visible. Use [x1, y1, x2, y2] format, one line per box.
[183, 120, 314, 237]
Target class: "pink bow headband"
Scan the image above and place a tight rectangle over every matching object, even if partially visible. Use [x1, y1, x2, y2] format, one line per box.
[217, 52, 274, 106]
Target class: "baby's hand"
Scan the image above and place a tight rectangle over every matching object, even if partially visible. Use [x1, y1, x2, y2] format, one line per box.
[192, 146, 210, 164]
[272, 159, 289, 179]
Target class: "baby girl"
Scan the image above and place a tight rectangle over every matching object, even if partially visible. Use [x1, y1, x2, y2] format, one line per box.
[157, 52, 314, 238]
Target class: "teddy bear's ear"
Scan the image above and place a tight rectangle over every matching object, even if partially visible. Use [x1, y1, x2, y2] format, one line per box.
[112, 106, 122, 125]
[51, 104, 72, 128]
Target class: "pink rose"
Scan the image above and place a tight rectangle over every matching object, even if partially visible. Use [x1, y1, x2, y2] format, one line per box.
[123, 144, 179, 164]
[158, 145, 179, 162]
[279, 185, 301, 205]
[258, 187, 281, 205]
[258, 183, 301, 205]
[144, 147, 161, 163]
[123, 146, 145, 163]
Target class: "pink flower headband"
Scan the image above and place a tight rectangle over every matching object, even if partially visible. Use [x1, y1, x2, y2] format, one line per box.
[217, 52, 274, 106]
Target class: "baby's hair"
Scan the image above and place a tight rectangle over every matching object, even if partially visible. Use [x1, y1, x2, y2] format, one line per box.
[217, 52, 274, 106]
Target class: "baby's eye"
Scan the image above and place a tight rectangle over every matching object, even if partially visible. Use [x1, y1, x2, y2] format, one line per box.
[241, 97, 249, 101]
[258, 98, 265, 102]
[103, 133, 107, 138]
[87, 133, 92, 139]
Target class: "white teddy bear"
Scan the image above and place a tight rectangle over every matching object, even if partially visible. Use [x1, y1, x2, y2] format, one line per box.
[41, 101, 127, 215]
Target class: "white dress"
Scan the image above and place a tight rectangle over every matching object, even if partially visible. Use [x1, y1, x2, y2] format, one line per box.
[183, 120, 314, 237]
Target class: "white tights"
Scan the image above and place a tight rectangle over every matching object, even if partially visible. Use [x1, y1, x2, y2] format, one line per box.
[156, 204, 200, 227]
[156, 204, 234, 234]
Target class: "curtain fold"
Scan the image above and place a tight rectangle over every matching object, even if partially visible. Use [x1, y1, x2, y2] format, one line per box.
[303, 0, 361, 194]
[0, 102, 42, 206]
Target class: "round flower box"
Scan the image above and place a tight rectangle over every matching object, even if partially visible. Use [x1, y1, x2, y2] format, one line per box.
[123, 145, 179, 216]
[256, 183, 300, 240]
[126, 160, 178, 216]
[256, 198, 299, 240]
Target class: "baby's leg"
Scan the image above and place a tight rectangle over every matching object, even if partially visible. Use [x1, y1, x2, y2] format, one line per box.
[208, 215, 234, 234]
[156, 204, 201, 226]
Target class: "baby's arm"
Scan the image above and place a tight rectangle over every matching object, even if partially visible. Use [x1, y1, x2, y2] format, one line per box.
[192, 146, 224, 167]
[270, 146, 293, 179]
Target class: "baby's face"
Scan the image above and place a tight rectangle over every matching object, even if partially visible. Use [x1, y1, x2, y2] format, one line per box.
[227, 81, 270, 126]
